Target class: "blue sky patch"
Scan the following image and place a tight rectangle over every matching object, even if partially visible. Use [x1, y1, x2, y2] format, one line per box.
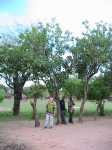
[0, 0, 27, 15]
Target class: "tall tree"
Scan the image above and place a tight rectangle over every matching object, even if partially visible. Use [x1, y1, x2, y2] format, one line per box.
[0, 42, 32, 115]
[88, 76, 110, 117]
[103, 38, 112, 91]
[33, 21, 74, 124]
[0, 24, 47, 115]
[24, 84, 46, 127]
[72, 21, 110, 121]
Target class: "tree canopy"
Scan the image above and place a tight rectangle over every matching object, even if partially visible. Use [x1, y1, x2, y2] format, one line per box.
[0, 20, 112, 122]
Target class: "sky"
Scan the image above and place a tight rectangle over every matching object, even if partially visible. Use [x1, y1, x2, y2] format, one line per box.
[0, 0, 112, 36]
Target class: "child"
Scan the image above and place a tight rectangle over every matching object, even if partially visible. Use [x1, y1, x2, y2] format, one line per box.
[44, 97, 56, 128]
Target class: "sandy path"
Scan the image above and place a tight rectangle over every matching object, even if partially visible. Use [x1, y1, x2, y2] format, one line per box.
[0, 117, 112, 150]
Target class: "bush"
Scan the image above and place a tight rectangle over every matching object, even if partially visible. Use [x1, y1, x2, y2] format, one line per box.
[0, 88, 6, 102]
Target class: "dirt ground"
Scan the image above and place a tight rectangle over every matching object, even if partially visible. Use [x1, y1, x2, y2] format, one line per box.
[0, 117, 112, 150]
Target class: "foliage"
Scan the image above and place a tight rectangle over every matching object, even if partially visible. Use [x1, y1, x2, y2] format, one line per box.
[88, 76, 110, 101]
[24, 84, 46, 99]
[37, 21, 74, 95]
[63, 79, 83, 99]
[72, 21, 110, 80]
[31, 21, 74, 124]
[103, 64, 112, 91]
[1, 20, 112, 119]
[0, 41, 32, 88]
[71, 21, 111, 121]
[0, 24, 47, 115]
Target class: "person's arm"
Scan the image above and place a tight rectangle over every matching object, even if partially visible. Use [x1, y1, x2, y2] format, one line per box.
[53, 102, 57, 116]
[46, 103, 48, 113]
[63, 100, 66, 110]
[68, 101, 71, 112]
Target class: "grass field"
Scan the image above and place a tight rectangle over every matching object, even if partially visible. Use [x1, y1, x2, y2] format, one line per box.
[0, 99, 112, 121]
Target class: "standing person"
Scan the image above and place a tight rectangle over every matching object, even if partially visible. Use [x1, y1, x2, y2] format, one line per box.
[60, 96, 67, 124]
[68, 96, 75, 123]
[44, 96, 56, 128]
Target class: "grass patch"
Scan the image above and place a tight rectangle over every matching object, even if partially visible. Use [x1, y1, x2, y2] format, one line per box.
[0, 99, 112, 121]
[0, 99, 46, 121]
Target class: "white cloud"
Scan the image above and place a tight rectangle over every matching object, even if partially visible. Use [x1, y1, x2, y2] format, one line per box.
[26, 0, 112, 35]
[0, 0, 112, 36]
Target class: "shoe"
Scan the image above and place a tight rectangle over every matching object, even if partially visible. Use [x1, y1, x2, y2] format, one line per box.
[69, 121, 74, 124]
[62, 122, 67, 124]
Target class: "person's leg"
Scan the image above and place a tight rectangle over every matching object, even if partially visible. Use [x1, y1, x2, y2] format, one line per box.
[49, 114, 54, 128]
[68, 112, 71, 122]
[71, 112, 73, 123]
[69, 112, 73, 123]
[60, 111, 63, 123]
[44, 113, 50, 128]
[61, 111, 66, 124]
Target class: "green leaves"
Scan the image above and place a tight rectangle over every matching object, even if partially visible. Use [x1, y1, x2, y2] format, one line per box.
[24, 84, 46, 99]
[32, 21, 73, 93]
[0, 20, 112, 100]
[72, 21, 110, 80]
[0, 23, 49, 88]
[88, 77, 110, 101]
[63, 79, 83, 99]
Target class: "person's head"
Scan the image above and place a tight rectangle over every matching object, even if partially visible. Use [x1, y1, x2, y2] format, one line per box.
[48, 96, 54, 102]
[60, 95, 65, 101]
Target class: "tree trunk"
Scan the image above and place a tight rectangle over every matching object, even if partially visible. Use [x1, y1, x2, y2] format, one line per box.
[99, 100, 105, 116]
[68, 95, 74, 123]
[56, 100, 61, 124]
[34, 98, 40, 127]
[30, 98, 40, 127]
[30, 98, 37, 119]
[54, 91, 61, 124]
[94, 99, 105, 120]
[94, 102, 99, 120]
[13, 85, 23, 116]
[35, 113, 40, 127]
[79, 78, 88, 122]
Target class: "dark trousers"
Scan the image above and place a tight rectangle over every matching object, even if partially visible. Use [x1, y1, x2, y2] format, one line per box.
[61, 110, 66, 124]
[68, 112, 73, 123]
